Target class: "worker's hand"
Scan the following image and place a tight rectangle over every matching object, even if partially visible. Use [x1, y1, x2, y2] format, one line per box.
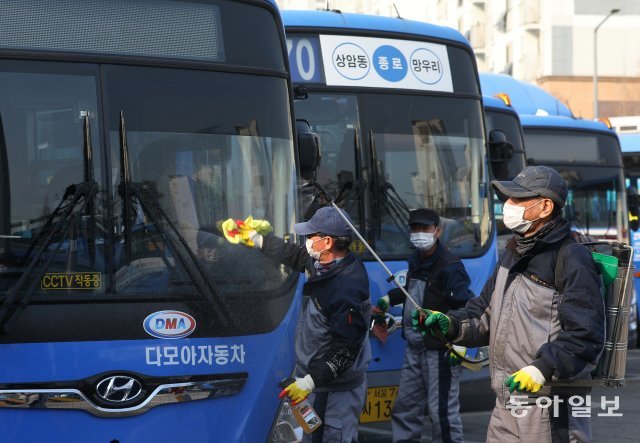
[278, 374, 315, 405]
[222, 216, 272, 248]
[424, 310, 451, 337]
[412, 309, 451, 337]
[505, 366, 546, 393]
[411, 308, 428, 335]
[377, 295, 390, 312]
[447, 345, 467, 366]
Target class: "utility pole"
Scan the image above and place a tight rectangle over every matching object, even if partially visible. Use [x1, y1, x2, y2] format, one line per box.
[593, 8, 620, 119]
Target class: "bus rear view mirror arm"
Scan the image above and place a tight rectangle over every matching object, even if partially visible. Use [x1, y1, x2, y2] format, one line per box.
[488, 129, 514, 180]
[296, 119, 321, 180]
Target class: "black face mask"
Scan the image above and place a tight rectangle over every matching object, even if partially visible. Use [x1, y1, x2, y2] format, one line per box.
[515, 217, 561, 256]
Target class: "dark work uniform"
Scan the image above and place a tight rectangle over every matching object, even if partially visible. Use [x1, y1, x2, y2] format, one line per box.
[448, 218, 604, 442]
[389, 241, 474, 443]
[261, 234, 371, 443]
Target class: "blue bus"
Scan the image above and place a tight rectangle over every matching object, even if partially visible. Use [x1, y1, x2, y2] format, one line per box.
[0, 1, 305, 441]
[480, 72, 573, 117]
[481, 74, 630, 243]
[620, 132, 640, 346]
[283, 10, 496, 430]
[481, 74, 638, 346]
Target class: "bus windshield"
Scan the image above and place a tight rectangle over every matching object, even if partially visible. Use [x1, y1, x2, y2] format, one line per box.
[0, 60, 296, 334]
[295, 92, 489, 259]
[524, 129, 626, 239]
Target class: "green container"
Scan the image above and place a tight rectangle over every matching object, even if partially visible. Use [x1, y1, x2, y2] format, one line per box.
[592, 252, 619, 288]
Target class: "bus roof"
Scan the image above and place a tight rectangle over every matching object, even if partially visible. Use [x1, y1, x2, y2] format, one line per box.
[619, 133, 640, 153]
[483, 95, 517, 113]
[519, 114, 617, 136]
[479, 73, 573, 117]
[282, 10, 470, 47]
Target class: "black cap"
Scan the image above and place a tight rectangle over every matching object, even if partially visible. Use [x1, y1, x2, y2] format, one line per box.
[408, 208, 440, 227]
[491, 165, 568, 208]
[294, 206, 353, 237]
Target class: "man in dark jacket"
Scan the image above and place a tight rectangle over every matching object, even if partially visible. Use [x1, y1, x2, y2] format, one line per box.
[377, 208, 473, 442]
[231, 206, 371, 443]
[416, 166, 605, 442]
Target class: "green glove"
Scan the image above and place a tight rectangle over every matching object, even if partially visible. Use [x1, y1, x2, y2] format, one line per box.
[505, 365, 546, 393]
[447, 345, 467, 366]
[424, 310, 451, 336]
[377, 295, 390, 312]
[411, 308, 429, 335]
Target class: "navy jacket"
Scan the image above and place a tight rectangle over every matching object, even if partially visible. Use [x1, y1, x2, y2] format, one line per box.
[449, 218, 605, 400]
[388, 242, 474, 349]
[261, 235, 371, 391]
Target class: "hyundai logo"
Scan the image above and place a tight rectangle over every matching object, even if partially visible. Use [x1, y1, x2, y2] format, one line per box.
[96, 376, 143, 403]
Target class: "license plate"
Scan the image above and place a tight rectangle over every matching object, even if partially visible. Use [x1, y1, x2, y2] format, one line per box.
[360, 385, 398, 423]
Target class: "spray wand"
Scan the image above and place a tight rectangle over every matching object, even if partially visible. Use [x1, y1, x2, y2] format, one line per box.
[309, 180, 487, 369]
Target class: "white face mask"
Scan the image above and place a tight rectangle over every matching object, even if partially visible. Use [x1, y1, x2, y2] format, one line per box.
[305, 237, 327, 260]
[503, 200, 543, 234]
[410, 232, 436, 250]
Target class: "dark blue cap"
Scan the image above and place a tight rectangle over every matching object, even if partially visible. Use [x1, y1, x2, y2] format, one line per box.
[294, 206, 353, 237]
[491, 165, 568, 208]
[408, 208, 439, 226]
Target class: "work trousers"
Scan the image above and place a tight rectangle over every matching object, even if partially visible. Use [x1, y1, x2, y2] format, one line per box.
[391, 347, 463, 442]
[303, 380, 367, 443]
[487, 396, 591, 442]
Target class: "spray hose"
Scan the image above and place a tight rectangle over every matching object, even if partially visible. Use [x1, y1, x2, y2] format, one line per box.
[309, 180, 488, 368]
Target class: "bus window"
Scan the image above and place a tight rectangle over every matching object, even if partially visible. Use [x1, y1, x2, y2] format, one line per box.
[525, 129, 626, 240]
[294, 94, 363, 224]
[105, 66, 295, 301]
[361, 93, 488, 258]
[0, 61, 104, 288]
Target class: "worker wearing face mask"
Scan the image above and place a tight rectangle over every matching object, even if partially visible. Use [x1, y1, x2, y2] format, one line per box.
[225, 206, 371, 443]
[376, 208, 474, 442]
[415, 166, 605, 442]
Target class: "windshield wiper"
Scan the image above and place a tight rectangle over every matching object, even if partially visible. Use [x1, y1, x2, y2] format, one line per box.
[0, 114, 100, 333]
[117, 111, 232, 329]
[0, 180, 98, 333]
[346, 127, 368, 235]
[83, 113, 97, 267]
[368, 131, 409, 239]
[17, 114, 97, 268]
[301, 129, 369, 233]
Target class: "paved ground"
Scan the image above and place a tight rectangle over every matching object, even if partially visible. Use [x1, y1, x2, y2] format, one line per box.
[359, 348, 640, 442]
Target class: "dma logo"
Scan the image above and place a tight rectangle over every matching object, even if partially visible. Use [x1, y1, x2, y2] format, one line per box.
[143, 310, 196, 339]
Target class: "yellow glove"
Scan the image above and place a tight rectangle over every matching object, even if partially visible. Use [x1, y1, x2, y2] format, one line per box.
[447, 345, 467, 366]
[278, 374, 315, 405]
[505, 365, 546, 393]
[222, 216, 272, 247]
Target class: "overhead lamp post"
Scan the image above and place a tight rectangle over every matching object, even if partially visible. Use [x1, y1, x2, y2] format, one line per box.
[593, 8, 620, 119]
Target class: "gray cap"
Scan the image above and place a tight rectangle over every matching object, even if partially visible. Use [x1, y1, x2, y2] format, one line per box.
[294, 206, 353, 237]
[491, 165, 568, 208]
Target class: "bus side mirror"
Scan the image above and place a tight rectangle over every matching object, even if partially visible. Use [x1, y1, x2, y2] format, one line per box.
[627, 187, 640, 231]
[296, 119, 321, 180]
[488, 129, 514, 180]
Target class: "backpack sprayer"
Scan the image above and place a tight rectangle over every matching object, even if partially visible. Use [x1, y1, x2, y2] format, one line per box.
[549, 241, 634, 388]
[598, 242, 634, 387]
[309, 181, 487, 370]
